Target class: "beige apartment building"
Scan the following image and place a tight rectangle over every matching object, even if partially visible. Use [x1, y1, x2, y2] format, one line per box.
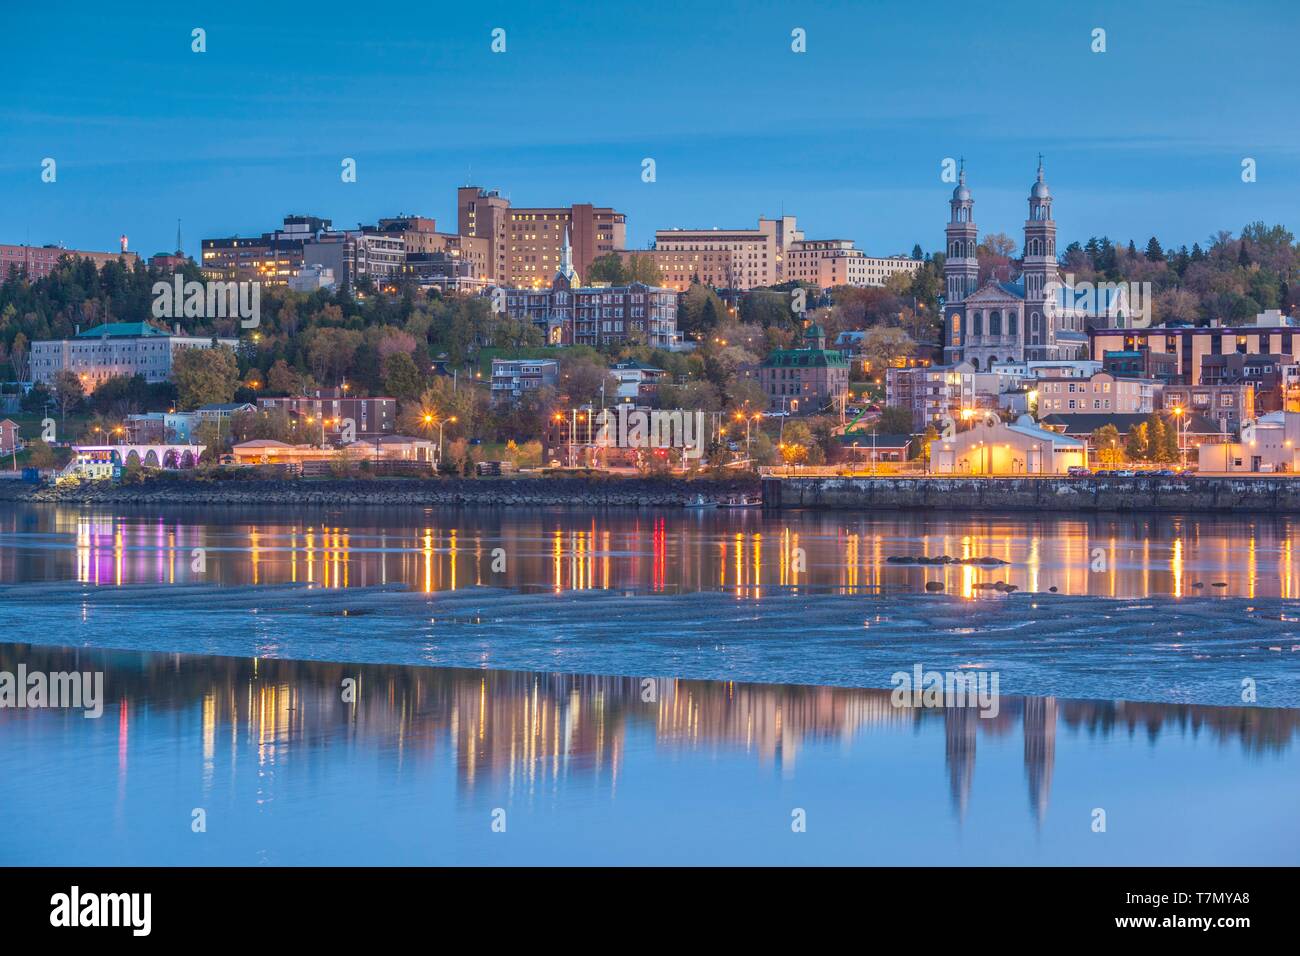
[646, 216, 803, 291]
[456, 187, 626, 287]
[784, 240, 922, 289]
[1035, 372, 1159, 416]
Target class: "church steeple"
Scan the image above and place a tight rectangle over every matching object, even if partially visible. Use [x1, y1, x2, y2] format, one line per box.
[554, 225, 579, 286]
[1022, 155, 1060, 356]
[943, 159, 979, 361]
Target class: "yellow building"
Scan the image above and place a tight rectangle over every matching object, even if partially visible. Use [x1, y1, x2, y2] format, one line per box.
[933, 415, 1087, 474]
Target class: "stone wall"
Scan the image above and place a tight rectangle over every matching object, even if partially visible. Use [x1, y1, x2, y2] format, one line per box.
[14, 475, 759, 508]
[764, 475, 1300, 513]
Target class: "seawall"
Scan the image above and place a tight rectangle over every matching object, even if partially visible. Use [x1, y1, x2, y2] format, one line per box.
[763, 475, 1300, 513]
[2, 475, 758, 508]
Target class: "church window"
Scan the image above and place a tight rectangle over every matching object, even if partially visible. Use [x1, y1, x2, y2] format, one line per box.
[990, 311, 1001, 335]
[1009, 313, 1019, 335]
[972, 313, 983, 336]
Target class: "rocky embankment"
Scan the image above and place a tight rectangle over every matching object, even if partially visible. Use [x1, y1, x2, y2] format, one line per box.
[6, 474, 760, 508]
[765, 474, 1300, 513]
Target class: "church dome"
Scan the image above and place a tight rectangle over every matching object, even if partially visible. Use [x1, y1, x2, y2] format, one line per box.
[1031, 179, 1050, 199]
[953, 182, 971, 201]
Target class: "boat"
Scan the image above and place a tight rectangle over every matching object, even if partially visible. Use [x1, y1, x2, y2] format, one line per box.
[684, 494, 718, 509]
[719, 493, 761, 508]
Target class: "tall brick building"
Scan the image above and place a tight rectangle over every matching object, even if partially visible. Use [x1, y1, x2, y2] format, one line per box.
[456, 186, 626, 288]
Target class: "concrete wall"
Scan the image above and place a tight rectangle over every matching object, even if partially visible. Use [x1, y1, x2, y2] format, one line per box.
[763, 475, 1300, 513]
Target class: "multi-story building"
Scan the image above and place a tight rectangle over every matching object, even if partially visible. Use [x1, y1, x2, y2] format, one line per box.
[0, 243, 138, 280]
[201, 215, 333, 286]
[257, 388, 397, 438]
[457, 186, 626, 287]
[785, 240, 921, 289]
[1090, 313, 1300, 386]
[490, 358, 560, 404]
[886, 362, 978, 430]
[31, 322, 238, 389]
[373, 216, 492, 283]
[611, 360, 667, 401]
[759, 323, 849, 413]
[1193, 353, 1299, 413]
[1160, 382, 1254, 433]
[645, 216, 802, 291]
[303, 231, 405, 292]
[1100, 348, 1179, 384]
[1035, 372, 1159, 416]
[501, 231, 678, 348]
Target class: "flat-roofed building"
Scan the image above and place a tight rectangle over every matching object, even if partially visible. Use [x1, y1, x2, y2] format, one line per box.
[457, 186, 626, 287]
[1090, 313, 1300, 386]
[1035, 371, 1159, 416]
[257, 388, 397, 438]
[648, 216, 801, 291]
[490, 358, 560, 404]
[785, 241, 922, 289]
[31, 322, 238, 389]
[0, 243, 138, 281]
[1160, 382, 1254, 433]
[201, 214, 333, 286]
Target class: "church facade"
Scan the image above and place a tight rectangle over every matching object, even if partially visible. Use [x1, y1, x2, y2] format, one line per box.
[941, 161, 1119, 369]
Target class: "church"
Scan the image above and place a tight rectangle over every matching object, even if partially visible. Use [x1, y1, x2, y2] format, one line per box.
[941, 160, 1122, 369]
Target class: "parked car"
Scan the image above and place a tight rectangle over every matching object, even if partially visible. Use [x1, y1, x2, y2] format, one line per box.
[1066, 466, 1091, 477]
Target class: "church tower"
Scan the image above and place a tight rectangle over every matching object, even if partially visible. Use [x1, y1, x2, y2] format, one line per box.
[553, 226, 579, 287]
[943, 161, 979, 361]
[1022, 156, 1060, 357]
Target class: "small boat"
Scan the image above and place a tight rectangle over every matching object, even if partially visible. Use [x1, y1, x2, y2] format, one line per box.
[684, 494, 718, 509]
[719, 493, 761, 508]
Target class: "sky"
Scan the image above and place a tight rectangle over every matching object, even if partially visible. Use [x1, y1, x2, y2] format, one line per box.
[2, 0, 1298, 261]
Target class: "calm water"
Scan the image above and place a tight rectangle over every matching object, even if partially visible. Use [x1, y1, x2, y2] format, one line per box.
[4, 503, 1300, 598]
[1, 645, 1295, 866]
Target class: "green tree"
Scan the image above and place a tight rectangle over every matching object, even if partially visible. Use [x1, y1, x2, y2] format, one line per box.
[51, 370, 84, 421]
[876, 406, 914, 434]
[1124, 423, 1148, 461]
[586, 253, 627, 284]
[384, 351, 423, 401]
[1092, 423, 1123, 466]
[172, 347, 239, 410]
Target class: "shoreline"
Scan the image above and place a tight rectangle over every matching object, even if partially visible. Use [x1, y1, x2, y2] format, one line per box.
[10, 471, 1300, 513]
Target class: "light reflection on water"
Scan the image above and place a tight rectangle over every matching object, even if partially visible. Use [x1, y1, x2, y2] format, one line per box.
[0, 644, 1295, 865]
[2, 504, 1300, 598]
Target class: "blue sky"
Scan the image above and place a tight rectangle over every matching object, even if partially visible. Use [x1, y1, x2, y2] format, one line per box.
[2, 0, 1297, 260]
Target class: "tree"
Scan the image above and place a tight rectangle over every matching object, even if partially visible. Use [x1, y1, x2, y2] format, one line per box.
[1092, 423, 1123, 466]
[1124, 423, 1148, 461]
[51, 370, 85, 421]
[384, 351, 423, 402]
[623, 254, 664, 285]
[26, 439, 55, 469]
[876, 406, 914, 434]
[859, 327, 915, 379]
[585, 253, 626, 284]
[172, 346, 239, 409]
[266, 359, 300, 395]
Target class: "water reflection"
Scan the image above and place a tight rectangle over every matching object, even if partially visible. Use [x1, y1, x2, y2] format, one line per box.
[3, 505, 1300, 599]
[2, 643, 1295, 826]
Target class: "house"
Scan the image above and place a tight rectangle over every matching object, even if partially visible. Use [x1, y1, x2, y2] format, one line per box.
[1198, 411, 1300, 473]
[837, 432, 913, 465]
[931, 415, 1087, 474]
[611, 360, 667, 401]
[759, 323, 850, 413]
[0, 419, 20, 455]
